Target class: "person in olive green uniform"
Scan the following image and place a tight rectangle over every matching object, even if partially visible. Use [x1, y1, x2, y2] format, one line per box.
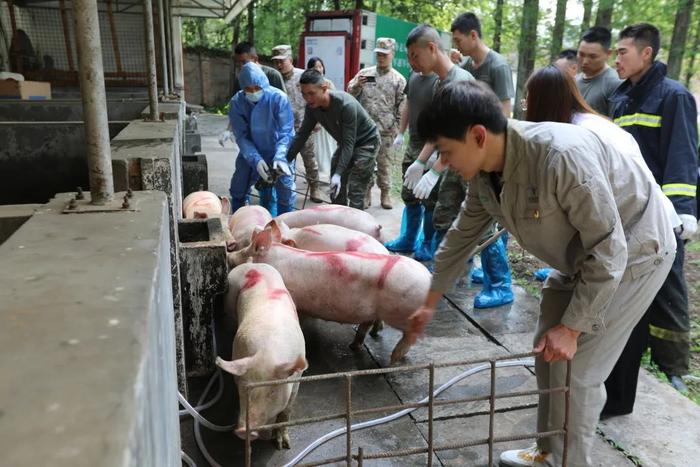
[286, 69, 379, 210]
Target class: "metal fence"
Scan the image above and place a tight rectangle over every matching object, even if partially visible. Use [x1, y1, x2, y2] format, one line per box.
[243, 351, 571, 466]
[0, 0, 164, 86]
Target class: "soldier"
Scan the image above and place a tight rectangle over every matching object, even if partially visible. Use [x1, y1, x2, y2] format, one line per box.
[271, 44, 323, 203]
[348, 38, 406, 209]
[576, 27, 623, 116]
[286, 69, 379, 210]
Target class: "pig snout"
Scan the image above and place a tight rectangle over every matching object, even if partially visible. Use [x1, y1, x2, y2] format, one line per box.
[234, 426, 259, 441]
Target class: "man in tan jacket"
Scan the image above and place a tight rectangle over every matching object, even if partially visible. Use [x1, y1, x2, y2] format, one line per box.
[407, 80, 676, 467]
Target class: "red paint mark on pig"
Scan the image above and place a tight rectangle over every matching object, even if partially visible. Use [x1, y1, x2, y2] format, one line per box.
[345, 237, 368, 251]
[322, 254, 352, 279]
[301, 227, 323, 236]
[242, 269, 263, 290]
[268, 288, 288, 300]
[377, 255, 401, 289]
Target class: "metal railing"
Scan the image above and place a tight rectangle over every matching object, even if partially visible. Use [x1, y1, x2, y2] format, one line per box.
[243, 351, 571, 466]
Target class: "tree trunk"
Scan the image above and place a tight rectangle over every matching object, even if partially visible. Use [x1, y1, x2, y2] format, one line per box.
[196, 18, 206, 47]
[668, 0, 695, 80]
[247, 0, 254, 44]
[514, 0, 539, 119]
[355, 0, 363, 9]
[493, 0, 505, 52]
[594, 0, 613, 30]
[684, 8, 700, 86]
[333, 0, 340, 9]
[580, 0, 593, 35]
[550, 0, 567, 61]
[230, 16, 240, 95]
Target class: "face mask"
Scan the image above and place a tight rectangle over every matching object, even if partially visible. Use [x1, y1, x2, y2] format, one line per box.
[245, 90, 263, 103]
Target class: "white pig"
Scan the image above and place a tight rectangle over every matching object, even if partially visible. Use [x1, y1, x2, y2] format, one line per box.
[270, 219, 389, 255]
[182, 190, 230, 219]
[275, 205, 382, 240]
[228, 227, 431, 364]
[216, 263, 307, 449]
[228, 205, 272, 251]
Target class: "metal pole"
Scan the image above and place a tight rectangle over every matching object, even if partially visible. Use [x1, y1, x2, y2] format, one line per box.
[164, 0, 175, 93]
[157, 0, 169, 96]
[143, 0, 159, 120]
[72, 0, 115, 204]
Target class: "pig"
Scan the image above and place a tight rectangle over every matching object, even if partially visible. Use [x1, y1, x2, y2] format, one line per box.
[228, 227, 432, 364]
[275, 204, 382, 241]
[270, 219, 389, 255]
[228, 205, 272, 251]
[182, 190, 230, 219]
[216, 263, 307, 449]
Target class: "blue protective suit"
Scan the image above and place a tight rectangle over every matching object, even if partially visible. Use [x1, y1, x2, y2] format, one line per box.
[228, 62, 296, 214]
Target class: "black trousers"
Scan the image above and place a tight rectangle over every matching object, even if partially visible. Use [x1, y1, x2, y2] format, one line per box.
[603, 236, 689, 415]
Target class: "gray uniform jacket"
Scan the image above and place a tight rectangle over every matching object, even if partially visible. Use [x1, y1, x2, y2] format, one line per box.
[432, 120, 676, 334]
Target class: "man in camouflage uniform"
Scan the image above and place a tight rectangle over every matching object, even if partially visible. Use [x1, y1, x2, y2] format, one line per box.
[271, 44, 322, 202]
[348, 38, 406, 209]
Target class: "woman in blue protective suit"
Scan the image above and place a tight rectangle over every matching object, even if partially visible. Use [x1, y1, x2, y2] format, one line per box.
[228, 62, 296, 214]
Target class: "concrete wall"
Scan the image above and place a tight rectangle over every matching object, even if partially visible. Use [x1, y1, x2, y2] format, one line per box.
[0, 98, 148, 205]
[183, 50, 232, 107]
[0, 191, 180, 466]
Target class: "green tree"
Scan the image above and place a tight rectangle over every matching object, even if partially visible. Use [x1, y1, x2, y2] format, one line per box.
[514, 0, 539, 119]
[550, 0, 568, 61]
[493, 0, 505, 52]
[684, 8, 700, 86]
[667, 0, 695, 80]
[595, 0, 614, 30]
[580, 0, 593, 35]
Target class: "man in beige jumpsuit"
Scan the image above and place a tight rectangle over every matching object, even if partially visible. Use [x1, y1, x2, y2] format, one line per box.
[407, 81, 676, 467]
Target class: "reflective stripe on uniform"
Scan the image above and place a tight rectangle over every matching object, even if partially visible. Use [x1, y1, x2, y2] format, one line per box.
[662, 183, 697, 197]
[614, 113, 662, 128]
[649, 324, 689, 342]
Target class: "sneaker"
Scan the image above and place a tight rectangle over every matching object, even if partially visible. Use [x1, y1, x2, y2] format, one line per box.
[500, 444, 551, 466]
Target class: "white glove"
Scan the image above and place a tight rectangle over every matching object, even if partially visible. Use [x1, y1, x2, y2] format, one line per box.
[426, 150, 439, 170]
[218, 130, 233, 147]
[677, 213, 697, 240]
[329, 174, 342, 199]
[414, 168, 441, 199]
[403, 159, 426, 190]
[393, 133, 404, 149]
[272, 159, 291, 177]
[256, 160, 271, 183]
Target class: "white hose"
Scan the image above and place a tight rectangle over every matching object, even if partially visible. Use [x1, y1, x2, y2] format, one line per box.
[179, 370, 224, 418]
[181, 450, 197, 467]
[282, 358, 534, 467]
[179, 358, 535, 467]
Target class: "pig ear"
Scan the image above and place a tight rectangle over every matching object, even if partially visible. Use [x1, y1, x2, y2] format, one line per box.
[216, 355, 257, 376]
[281, 239, 297, 248]
[268, 220, 282, 242]
[220, 197, 231, 215]
[273, 355, 308, 379]
[253, 228, 272, 253]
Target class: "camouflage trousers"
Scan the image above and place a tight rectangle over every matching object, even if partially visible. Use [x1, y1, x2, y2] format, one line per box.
[297, 137, 319, 187]
[331, 139, 379, 210]
[433, 168, 469, 231]
[368, 132, 397, 192]
[401, 144, 438, 211]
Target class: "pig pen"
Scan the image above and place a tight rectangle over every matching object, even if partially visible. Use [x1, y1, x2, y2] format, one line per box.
[177, 113, 633, 467]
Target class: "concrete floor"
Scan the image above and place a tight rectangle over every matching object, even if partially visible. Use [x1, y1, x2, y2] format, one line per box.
[180, 114, 700, 467]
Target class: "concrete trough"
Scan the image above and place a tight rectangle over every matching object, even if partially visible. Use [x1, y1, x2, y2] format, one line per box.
[178, 217, 229, 377]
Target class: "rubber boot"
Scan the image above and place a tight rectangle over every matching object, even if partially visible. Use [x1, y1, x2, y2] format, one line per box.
[385, 204, 423, 253]
[259, 186, 278, 217]
[309, 182, 323, 203]
[471, 267, 484, 284]
[474, 238, 514, 309]
[414, 210, 436, 261]
[380, 190, 393, 209]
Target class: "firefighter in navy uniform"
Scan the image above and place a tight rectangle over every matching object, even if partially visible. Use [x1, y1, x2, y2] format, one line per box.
[605, 23, 698, 414]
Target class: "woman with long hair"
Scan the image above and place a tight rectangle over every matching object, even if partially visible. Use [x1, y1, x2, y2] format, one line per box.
[306, 56, 337, 183]
[523, 64, 680, 420]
